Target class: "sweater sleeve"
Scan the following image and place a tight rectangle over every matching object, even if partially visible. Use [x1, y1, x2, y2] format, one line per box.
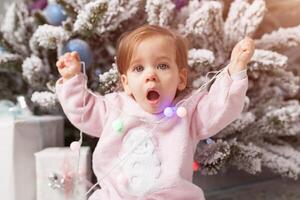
[191, 67, 248, 140]
[55, 73, 108, 138]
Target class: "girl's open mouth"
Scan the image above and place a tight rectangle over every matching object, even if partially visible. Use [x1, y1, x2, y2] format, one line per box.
[146, 89, 160, 105]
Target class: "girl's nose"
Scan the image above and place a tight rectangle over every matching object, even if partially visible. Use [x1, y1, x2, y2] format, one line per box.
[145, 67, 157, 82]
[146, 74, 157, 82]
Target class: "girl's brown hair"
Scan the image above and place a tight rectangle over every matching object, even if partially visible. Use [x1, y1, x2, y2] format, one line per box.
[116, 24, 189, 75]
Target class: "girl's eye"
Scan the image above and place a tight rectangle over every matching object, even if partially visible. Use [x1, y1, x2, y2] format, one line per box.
[133, 65, 144, 72]
[157, 63, 169, 70]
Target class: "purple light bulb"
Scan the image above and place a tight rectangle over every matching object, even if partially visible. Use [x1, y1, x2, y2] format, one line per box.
[29, 0, 48, 12]
[173, 0, 189, 10]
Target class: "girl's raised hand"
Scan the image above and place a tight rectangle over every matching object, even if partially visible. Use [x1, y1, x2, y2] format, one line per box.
[228, 37, 255, 75]
[56, 51, 81, 81]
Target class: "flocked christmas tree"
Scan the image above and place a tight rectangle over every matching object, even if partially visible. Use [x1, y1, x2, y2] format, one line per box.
[1, 0, 300, 179]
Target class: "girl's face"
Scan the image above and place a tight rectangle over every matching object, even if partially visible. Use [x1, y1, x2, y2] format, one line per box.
[121, 36, 187, 114]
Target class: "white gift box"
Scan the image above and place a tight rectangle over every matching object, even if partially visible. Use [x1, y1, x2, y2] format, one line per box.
[0, 115, 64, 200]
[35, 147, 92, 200]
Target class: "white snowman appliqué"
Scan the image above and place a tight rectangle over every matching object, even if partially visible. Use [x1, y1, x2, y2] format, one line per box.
[117, 127, 161, 196]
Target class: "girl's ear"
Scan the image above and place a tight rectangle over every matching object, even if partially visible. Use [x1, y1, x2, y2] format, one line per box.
[178, 68, 188, 91]
[121, 74, 132, 95]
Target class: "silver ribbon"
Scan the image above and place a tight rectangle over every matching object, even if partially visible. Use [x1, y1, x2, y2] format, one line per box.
[48, 172, 71, 191]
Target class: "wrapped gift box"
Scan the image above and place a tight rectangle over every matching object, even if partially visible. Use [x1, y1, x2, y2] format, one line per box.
[0, 115, 64, 200]
[35, 147, 92, 200]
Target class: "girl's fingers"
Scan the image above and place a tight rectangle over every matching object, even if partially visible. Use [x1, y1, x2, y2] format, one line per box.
[65, 52, 71, 57]
[56, 60, 65, 68]
[56, 60, 60, 67]
[241, 41, 254, 51]
[71, 51, 80, 61]
[64, 53, 71, 62]
[71, 51, 76, 58]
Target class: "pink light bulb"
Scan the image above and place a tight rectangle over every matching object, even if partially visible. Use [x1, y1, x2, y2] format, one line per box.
[176, 106, 187, 118]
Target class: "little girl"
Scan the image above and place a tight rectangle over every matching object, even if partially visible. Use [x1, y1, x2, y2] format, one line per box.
[56, 25, 254, 200]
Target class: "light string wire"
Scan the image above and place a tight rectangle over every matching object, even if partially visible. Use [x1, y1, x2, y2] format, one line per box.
[71, 63, 86, 195]
[174, 68, 224, 107]
[73, 62, 225, 197]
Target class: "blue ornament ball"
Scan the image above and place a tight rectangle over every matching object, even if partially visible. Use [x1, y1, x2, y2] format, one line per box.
[94, 68, 103, 76]
[206, 138, 214, 145]
[43, 3, 67, 26]
[63, 39, 94, 69]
